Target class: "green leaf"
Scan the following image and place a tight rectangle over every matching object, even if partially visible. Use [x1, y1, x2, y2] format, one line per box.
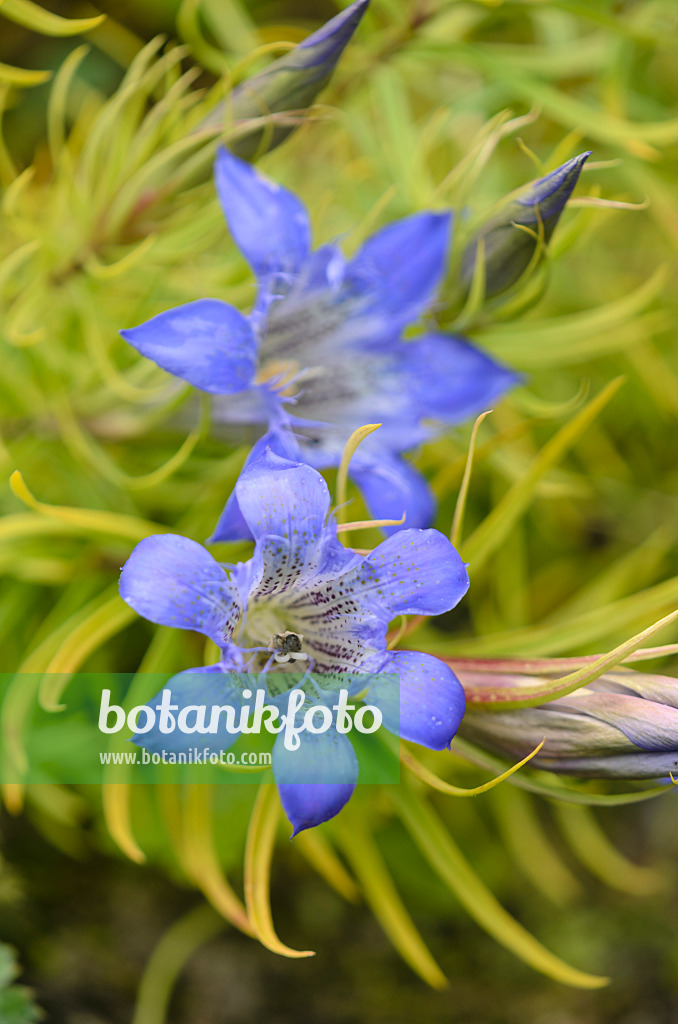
[462, 377, 625, 572]
[422, 574, 678, 659]
[392, 786, 609, 989]
[478, 267, 668, 367]
[335, 814, 447, 989]
[0, 62, 50, 86]
[1, 0, 104, 36]
[458, 605, 678, 710]
[0, 945, 17, 990]
[0, 945, 41, 1024]
[131, 906, 224, 1024]
[452, 738, 675, 807]
[244, 785, 314, 957]
[491, 787, 582, 907]
[553, 803, 665, 896]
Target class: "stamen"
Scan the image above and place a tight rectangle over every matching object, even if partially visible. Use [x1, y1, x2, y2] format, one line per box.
[336, 512, 406, 533]
[254, 358, 302, 394]
[268, 631, 307, 664]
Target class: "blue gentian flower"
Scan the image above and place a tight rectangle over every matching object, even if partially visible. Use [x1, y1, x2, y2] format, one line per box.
[121, 147, 517, 536]
[119, 449, 470, 834]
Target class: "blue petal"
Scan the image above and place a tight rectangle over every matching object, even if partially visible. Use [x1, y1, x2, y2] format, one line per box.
[368, 650, 466, 750]
[120, 299, 257, 394]
[350, 452, 436, 531]
[346, 211, 451, 326]
[295, 243, 345, 295]
[234, 449, 359, 602]
[273, 725, 358, 835]
[119, 534, 241, 646]
[208, 428, 303, 543]
[235, 447, 330, 546]
[131, 665, 245, 755]
[214, 147, 311, 281]
[397, 333, 519, 423]
[354, 529, 469, 618]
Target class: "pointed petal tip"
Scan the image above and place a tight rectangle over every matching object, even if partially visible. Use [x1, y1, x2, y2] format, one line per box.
[117, 299, 257, 394]
[213, 145, 311, 279]
[557, 150, 592, 179]
[562, 150, 592, 168]
[521, 150, 592, 209]
[299, 0, 371, 52]
[554, 150, 592, 173]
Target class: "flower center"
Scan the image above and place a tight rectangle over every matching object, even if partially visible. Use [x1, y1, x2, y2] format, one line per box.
[254, 357, 325, 398]
[236, 601, 311, 674]
[254, 357, 301, 395]
[269, 630, 307, 664]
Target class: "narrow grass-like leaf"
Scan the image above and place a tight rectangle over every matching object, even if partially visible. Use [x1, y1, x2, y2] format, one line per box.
[479, 267, 668, 365]
[336, 513, 406, 534]
[462, 378, 624, 571]
[553, 803, 666, 896]
[450, 410, 493, 548]
[47, 44, 89, 163]
[132, 904, 225, 1024]
[1, 587, 122, 784]
[293, 830, 361, 903]
[0, 61, 50, 86]
[244, 785, 314, 957]
[452, 606, 678, 711]
[182, 785, 254, 935]
[430, 573, 678, 662]
[102, 784, 146, 865]
[39, 596, 136, 710]
[452, 738, 675, 807]
[424, 43, 678, 149]
[491, 787, 582, 907]
[2, 0, 105, 35]
[336, 815, 448, 989]
[10, 471, 166, 542]
[393, 785, 608, 989]
[400, 740, 545, 796]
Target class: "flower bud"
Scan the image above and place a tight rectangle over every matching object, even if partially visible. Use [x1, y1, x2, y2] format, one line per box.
[460, 152, 591, 298]
[202, 0, 369, 159]
[457, 668, 678, 779]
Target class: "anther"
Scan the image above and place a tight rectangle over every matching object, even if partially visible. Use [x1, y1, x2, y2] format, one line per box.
[268, 630, 308, 664]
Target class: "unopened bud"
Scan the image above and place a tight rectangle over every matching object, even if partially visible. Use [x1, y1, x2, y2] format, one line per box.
[458, 668, 678, 779]
[202, 0, 369, 159]
[460, 152, 591, 298]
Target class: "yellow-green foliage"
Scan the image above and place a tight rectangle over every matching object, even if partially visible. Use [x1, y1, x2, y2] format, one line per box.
[1, 0, 677, 1003]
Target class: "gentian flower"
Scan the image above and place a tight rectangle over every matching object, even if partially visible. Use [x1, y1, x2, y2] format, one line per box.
[121, 147, 517, 535]
[207, 0, 371, 159]
[119, 450, 470, 833]
[461, 152, 591, 298]
[458, 667, 678, 778]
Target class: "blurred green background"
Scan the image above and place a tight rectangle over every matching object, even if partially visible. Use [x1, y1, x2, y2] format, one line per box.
[1, 1, 677, 1021]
